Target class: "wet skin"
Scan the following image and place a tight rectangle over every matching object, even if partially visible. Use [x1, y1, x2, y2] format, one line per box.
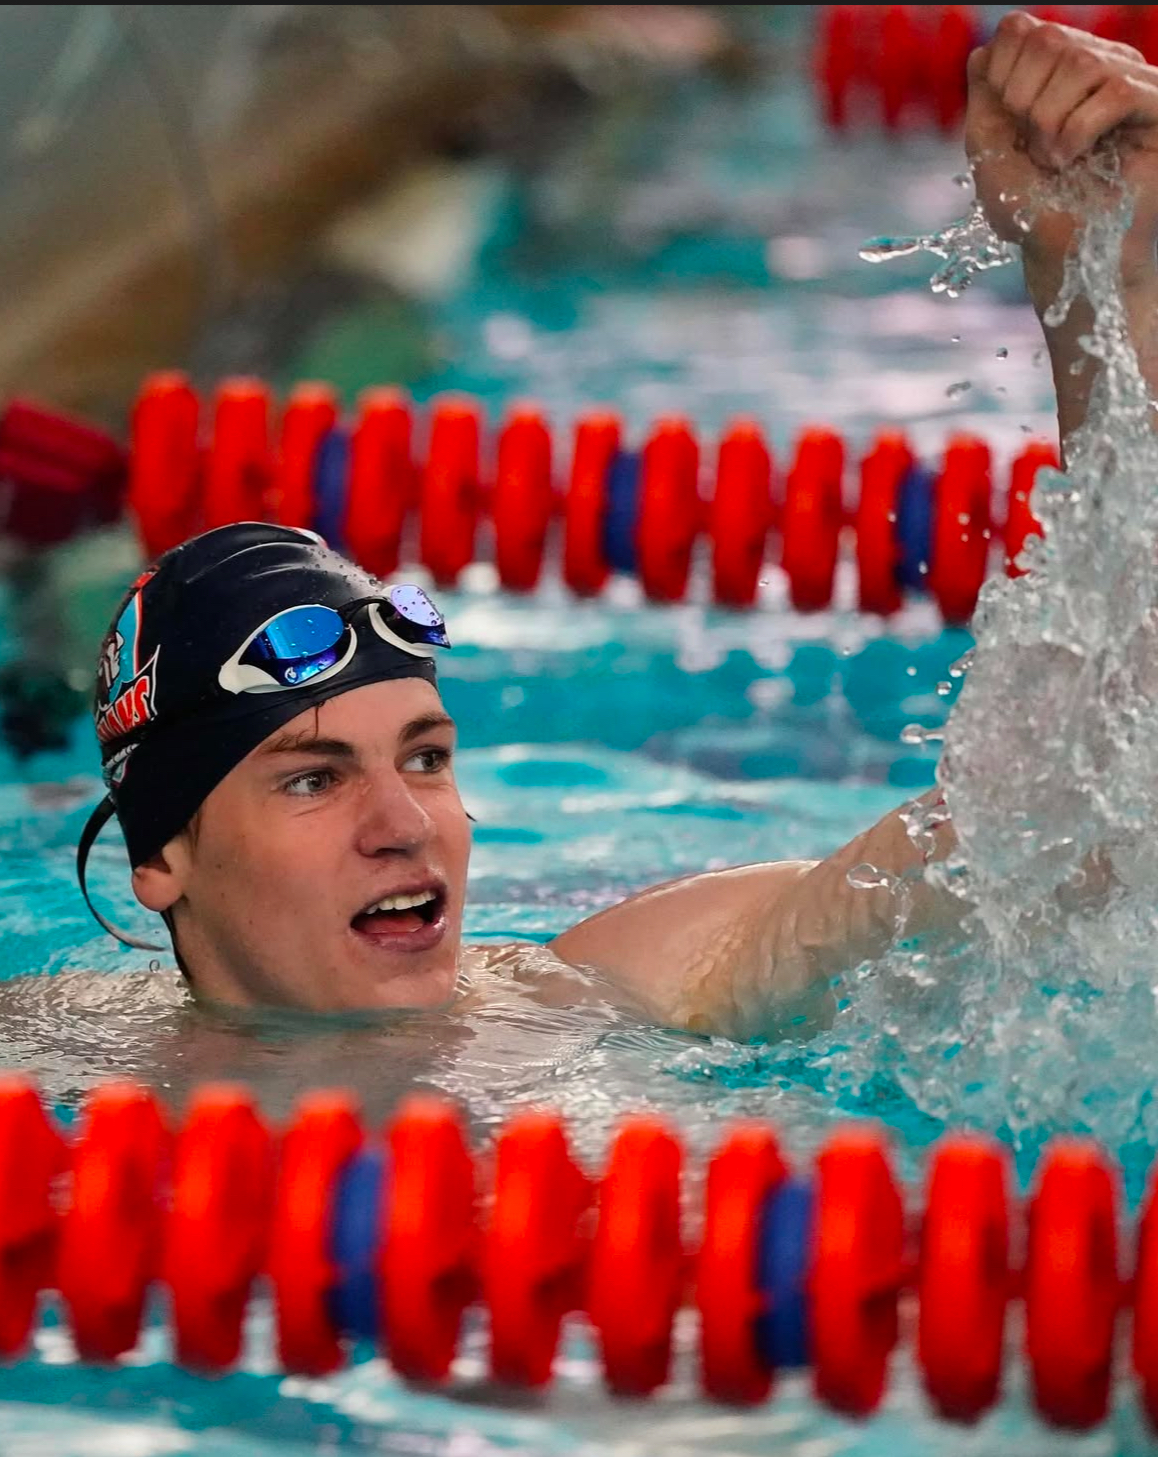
[132, 678, 472, 1013]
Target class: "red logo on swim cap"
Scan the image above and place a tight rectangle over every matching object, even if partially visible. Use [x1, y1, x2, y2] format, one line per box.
[96, 650, 159, 746]
[95, 567, 160, 753]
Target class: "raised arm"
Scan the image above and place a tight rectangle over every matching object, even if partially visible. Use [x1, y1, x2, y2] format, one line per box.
[967, 11, 1158, 443]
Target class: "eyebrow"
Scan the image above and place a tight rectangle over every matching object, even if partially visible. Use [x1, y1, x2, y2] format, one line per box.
[259, 712, 456, 759]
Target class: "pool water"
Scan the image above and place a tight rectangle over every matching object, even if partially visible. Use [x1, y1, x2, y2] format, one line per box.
[1, 9, 1151, 1457]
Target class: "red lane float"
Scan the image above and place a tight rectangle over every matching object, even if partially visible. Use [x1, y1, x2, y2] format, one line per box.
[879, 4, 922, 131]
[1092, 5, 1158, 60]
[813, 8, 1158, 133]
[856, 430, 912, 616]
[120, 374, 1073, 625]
[710, 420, 774, 608]
[636, 416, 701, 603]
[7, 1073, 1158, 1436]
[484, 1112, 590, 1385]
[346, 388, 414, 578]
[917, 1135, 1010, 1421]
[129, 372, 201, 557]
[275, 383, 338, 529]
[166, 1086, 274, 1371]
[563, 411, 621, 597]
[1024, 1140, 1121, 1430]
[781, 427, 844, 611]
[267, 1093, 363, 1376]
[816, 5, 860, 131]
[420, 399, 481, 587]
[493, 406, 553, 593]
[1133, 1163, 1158, 1429]
[929, 6, 975, 129]
[811, 1129, 904, 1417]
[382, 1096, 476, 1381]
[815, 6, 982, 133]
[0, 1079, 67, 1356]
[0, 398, 126, 548]
[203, 379, 273, 530]
[930, 434, 992, 625]
[57, 1084, 168, 1361]
[696, 1125, 786, 1404]
[587, 1117, 684, 1395]
[1005, 439, 1057, 577]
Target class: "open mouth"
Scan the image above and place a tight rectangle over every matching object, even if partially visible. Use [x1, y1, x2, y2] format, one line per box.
[351, 886, 445, 938]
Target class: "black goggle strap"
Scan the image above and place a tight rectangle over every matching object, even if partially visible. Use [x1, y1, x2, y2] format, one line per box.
[347, 593, 449, 649]
[76, 794, 168, 953]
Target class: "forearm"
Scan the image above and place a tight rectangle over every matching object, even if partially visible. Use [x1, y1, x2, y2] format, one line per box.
[743, 791, 962, 1004]
[1024, 244, 1158, 450]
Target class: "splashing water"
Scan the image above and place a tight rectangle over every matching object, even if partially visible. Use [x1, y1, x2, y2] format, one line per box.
[834, 157, 1158, 1164]
[859, 201, 1019, 296]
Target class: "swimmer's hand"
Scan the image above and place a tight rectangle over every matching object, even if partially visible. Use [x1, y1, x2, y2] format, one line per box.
[967, 11, 1158, 282]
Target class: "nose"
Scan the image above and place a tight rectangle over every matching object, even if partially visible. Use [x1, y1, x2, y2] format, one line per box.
[354, 765, 434, 857]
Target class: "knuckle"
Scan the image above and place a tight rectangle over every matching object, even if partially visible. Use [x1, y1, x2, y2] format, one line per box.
[996, 10, 1035, 41]
[1106, 72, 1138, 104]
[1071, 51, 1104, 82]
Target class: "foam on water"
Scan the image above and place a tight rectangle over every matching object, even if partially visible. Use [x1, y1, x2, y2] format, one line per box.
[835, 153, 1158, 1165]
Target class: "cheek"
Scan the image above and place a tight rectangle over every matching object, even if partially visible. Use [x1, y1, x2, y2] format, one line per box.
[435, 802, 473, 882]
[198, 814, 334, 911]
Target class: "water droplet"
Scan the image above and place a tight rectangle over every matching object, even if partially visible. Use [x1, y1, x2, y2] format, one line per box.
[1033, 348, 1046, 367]
[859, 235, 923, 264]
[946, 379, 973, 399]
[950, 334, 962, 344]
[847, 862, 899, 892]
[996, 346, 1009, 359]
[936, 680, 953, 696]
[900, 723, 928, 745]
[953, 171, 972, 189]
[906, 664, 918, 676]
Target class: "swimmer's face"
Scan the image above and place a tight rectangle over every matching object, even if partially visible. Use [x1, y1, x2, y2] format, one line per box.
[132, 678, 470, 1013]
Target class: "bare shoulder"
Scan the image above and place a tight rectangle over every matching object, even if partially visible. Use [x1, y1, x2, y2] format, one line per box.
[549, 860, 817, 970]
[461, 940, 642, 1014]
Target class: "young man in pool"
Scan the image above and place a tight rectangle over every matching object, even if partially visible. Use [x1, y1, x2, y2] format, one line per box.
[77, 13, 1158, 1039]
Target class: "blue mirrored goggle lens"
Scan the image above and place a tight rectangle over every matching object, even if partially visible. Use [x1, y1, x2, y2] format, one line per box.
[243, 605, 347, 686]
[385, 584, 450, 647]
[259, 605, 345, 658]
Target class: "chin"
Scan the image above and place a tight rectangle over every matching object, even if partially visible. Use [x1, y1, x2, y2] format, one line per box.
[355, 956, 460, 1013]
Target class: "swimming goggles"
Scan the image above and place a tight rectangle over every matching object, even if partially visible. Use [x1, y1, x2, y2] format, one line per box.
[218, 584, 450, 695]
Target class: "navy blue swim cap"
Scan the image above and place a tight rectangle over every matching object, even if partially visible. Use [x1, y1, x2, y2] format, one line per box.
[78, 522, 447, 946]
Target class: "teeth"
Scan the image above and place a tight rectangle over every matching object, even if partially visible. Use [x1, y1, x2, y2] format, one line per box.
[368, 890, 437, 914]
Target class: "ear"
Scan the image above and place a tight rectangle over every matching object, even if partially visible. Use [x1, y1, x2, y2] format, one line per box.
[130, 837, 190, 915]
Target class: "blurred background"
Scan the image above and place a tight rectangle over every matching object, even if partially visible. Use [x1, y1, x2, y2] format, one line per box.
[0, 4, 1084, 763]
[0, 4, 773, 416]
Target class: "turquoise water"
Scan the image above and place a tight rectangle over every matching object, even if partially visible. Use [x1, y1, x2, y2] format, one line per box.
[3, 11, 1154, 1457]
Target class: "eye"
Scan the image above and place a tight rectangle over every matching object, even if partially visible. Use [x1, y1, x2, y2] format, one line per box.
[282, 767, 337, 798]
[403, 746, 452, 775]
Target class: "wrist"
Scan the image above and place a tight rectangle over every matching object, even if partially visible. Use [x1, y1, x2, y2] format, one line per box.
[1023, 234, 1158, 306]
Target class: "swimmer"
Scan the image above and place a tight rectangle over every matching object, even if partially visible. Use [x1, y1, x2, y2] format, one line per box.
[76, 13, 1158, 1041]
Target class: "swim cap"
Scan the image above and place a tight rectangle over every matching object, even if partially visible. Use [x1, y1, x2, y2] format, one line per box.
[78, 522, 447, 947]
